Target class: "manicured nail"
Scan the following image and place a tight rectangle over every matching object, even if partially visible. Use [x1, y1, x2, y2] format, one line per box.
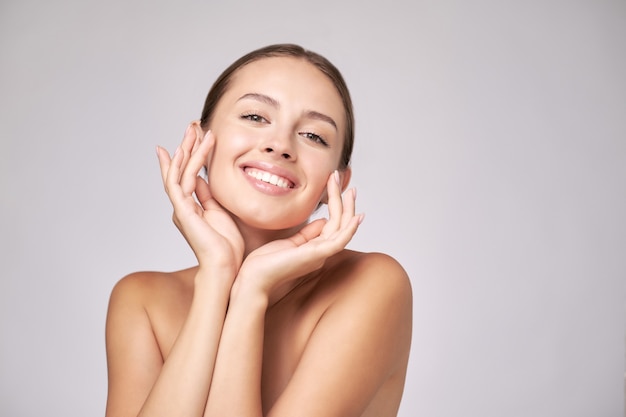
[358, 213, 365, 225]
[334, 170, 340, 185]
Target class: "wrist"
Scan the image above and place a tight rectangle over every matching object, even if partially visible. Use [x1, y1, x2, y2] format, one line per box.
[230, 274, 269, 308]
[194, 265, 237, 292]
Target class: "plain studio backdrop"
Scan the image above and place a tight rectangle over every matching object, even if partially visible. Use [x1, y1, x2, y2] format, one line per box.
[1, 1, 625, 416]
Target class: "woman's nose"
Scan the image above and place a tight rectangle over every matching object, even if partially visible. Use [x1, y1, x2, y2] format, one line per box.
[261, 132, 296, 160]
[263, 146, 292, 160]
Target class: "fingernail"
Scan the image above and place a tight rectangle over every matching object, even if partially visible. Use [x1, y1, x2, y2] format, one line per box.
[334, 170, 340, 185]
[358, 213, 365, 225]
[353, 187, 357, 200]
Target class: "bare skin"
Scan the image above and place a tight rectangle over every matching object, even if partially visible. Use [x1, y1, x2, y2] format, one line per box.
[107, 250, 411, 417]
[105, 56, 412, 417]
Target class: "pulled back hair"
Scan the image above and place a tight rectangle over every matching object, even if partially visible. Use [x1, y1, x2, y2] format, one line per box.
[199, 44, 355, 170]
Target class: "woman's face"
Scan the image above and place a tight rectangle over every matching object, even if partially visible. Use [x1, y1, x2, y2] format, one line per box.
[205, 56, 349, 231]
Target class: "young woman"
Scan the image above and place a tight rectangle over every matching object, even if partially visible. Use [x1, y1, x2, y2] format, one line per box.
[105, 43, 412, 417]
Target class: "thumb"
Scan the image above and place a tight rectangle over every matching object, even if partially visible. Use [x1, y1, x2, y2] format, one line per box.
[289, 219, 327, 246]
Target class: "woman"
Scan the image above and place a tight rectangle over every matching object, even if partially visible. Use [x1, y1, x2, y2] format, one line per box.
[105, 43, 412, 417]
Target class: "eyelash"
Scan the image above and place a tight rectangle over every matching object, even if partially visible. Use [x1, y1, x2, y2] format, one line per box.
[241, 113, 268, 123]
[241, 113, 329, 147]
[300, 132, 329, 147]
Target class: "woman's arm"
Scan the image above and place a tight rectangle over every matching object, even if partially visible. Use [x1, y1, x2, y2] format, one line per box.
[203, 282, 268, 417]
[105, 268, 232, 417]
[203, 252, 412, 417]
[106, 125, 245, 417]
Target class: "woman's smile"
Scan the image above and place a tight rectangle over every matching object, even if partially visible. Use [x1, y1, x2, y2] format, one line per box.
[245, 169, 294, 189]
[242, 162, 298, 195]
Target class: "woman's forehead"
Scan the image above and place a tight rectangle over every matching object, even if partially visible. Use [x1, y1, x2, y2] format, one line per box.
[231, 58, 336, 94]
[225, 57, 345, 117]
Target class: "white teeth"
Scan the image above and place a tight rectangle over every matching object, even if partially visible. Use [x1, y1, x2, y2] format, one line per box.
[246, 169, 291, 188]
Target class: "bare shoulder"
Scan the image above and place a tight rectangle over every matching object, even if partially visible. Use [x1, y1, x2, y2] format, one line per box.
[107, 267, 196, 358]
[323, 250, 413, 366]
[269, 251, 412, 416]
[108, 268, 195, 310]
[316, 249, 413, 360]
[324, 250, 412, 306]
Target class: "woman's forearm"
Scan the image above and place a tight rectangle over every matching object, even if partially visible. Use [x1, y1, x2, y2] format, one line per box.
[138, 269, 233, 417]
[203, 282, 269, 417]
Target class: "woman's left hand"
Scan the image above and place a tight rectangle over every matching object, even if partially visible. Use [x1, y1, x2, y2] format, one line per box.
[236, 171, 363, 297]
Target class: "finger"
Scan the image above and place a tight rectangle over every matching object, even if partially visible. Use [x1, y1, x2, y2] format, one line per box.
[191, 123, 204, 154]
[338, 187, 357, 229]
[325, 170, 343, 231]
[320, 188, 362, 248]
[168, 124, 199, 191]
[201, 130, 215, 180]
[289, 219, 327, 246]
[180, 131, 214, 194]
[162, 124, 195, 192]
[195, 175, 212, 210]
[179, 124, 197, 169]
[320, 213, 361, 254]
[156, 145, 172, 186]
[158, 146, 190, 214]
[165, 144, 186, 203]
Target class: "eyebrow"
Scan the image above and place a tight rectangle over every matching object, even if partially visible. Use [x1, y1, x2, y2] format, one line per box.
[237, 92, 338, 131]
[238, 93, 279, 108]
[305, 110, 338, 131]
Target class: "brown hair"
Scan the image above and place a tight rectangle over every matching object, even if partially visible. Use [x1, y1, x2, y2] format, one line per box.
[199, 44, 354, 170]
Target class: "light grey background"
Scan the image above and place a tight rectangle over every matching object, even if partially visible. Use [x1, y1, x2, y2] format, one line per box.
[1, 1, 625, 416]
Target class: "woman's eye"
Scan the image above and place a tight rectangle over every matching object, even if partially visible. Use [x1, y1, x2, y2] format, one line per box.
[301, 132, 329, 147]
[241, 114, 267, 123]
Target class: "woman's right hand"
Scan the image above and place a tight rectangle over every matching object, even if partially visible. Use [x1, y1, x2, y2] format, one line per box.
[156, 124, 244, 276]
